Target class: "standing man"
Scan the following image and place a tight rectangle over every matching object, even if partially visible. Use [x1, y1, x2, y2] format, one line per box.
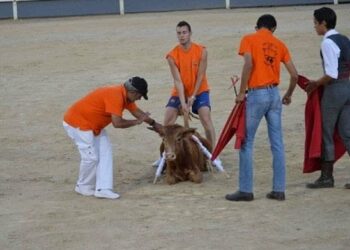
[63, 77, 162, 199]
[164, 20, 216, 147]
[225, 14, 298, 202]
[306, 7, 350, 189]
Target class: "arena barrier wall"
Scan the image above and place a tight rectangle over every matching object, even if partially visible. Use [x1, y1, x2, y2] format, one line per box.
[0, 0, 349, 20]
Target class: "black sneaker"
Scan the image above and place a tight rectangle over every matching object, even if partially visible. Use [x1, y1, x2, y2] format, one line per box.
[266, 191, 285, 201]
[225, 191, 254, 202]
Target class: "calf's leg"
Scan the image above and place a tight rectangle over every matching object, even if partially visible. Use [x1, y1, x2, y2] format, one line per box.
[188, 168, 203, 183]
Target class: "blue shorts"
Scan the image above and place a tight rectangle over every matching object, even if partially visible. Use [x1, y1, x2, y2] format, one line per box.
[166, 91, 211, 114]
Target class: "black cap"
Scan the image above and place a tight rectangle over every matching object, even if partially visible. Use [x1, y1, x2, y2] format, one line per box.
[130, 76, 148, 100]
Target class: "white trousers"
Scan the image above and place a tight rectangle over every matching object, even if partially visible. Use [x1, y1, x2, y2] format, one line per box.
[63, 121, 114, 191]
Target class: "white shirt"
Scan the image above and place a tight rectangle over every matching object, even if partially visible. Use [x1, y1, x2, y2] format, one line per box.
[321, 29, 341, 79]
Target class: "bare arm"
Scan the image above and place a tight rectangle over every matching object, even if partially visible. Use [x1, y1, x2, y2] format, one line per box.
[111, 114, 142, 129]
[305, 75, 333, 94]
[111, 108, 162, 131]
[282, 60, 298, 105]
[236, 53, 252, 103]
[167, 57, 188, 113]
[193, 49, 207, 96]
[130, 108, 154, 125]
[187, 48, 208, 107]
[130, 108, 163, 133]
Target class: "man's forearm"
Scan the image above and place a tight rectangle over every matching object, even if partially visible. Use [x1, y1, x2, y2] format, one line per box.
[239, 64, 251, 93]
[316, 75, 333, 86]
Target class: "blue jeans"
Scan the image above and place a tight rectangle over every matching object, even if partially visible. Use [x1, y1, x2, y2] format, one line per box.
[239, 87, 285, 193]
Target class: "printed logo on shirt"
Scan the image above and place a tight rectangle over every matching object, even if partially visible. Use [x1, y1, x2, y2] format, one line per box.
[263, 42, 277, 66]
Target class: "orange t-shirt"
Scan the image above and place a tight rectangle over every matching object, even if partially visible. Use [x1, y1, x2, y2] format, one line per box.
[166, 42, 209, 97]
[64, 84, 137, 135]
[238, 28, 291, 88]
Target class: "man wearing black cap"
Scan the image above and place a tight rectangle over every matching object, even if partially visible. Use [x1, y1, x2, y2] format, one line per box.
[63, 76, 162, 199]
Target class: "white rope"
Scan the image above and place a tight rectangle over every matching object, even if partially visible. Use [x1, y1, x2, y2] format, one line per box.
[191, 135, 226, 174]
[153, 152, 165, 184]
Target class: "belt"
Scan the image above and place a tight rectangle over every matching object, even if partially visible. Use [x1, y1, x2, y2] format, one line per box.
[248, 83, 278, 91]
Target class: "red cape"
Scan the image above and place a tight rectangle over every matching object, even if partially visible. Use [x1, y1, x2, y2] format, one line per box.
[211, 99, 245, 160]
[297, 75, 346, 173]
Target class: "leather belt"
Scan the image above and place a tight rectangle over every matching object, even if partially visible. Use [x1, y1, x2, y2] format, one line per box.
[248, 83, 278, 91]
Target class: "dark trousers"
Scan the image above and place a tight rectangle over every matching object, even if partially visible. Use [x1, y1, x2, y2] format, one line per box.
[321, 80, 350, 161]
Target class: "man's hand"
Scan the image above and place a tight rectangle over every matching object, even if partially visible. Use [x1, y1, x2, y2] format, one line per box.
[139, 112, 151, 122]
[305, 80, 319, 94]
[235, 92, 245, 103]
[282, 94, 292, 105]
[187, 96, 196, 108]
[135, 119, 143, 125]
[147, 122, 164, 136]
[152, 122, 164, 135]
[181, 104, 190, 116]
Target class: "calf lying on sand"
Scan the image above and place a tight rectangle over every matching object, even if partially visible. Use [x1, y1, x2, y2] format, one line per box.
[158, 124, 212, 184]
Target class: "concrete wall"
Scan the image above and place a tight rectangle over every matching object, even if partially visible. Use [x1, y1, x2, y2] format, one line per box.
[1, 0, 349, 19]
[0, 1, 12, 19]
[18, 0, 119, 18]
[1, 0, 119, 19]
[124, 0, 224, 13]
[230, 0, 333, 7]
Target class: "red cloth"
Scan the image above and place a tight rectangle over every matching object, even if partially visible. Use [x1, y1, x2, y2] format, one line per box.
[211, 99, 246, 160]
[297, 75, 346, 173]
[234, 101, 246, 149]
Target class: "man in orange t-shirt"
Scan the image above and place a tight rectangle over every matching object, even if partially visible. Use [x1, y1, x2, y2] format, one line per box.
[225, 15, 298, 202]
[164, 21, 216, 147]
[63, 77, 162, 199]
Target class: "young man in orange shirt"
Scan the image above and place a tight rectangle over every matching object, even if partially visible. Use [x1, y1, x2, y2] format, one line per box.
[152, 21, 218, 168]
[164, 20, 216, 147]
[63, 77, 162, 199]
[225, 15, 298, 201]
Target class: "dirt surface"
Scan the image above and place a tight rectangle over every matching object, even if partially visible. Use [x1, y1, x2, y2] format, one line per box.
[1, 4, 350, 250]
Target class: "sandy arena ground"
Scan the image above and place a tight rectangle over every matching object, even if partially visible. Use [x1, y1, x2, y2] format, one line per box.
[1, 4, 350, 250]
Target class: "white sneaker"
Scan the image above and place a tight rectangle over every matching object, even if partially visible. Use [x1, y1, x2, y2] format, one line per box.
[94, 189, 120, 199]
[74, 185, 95, 196]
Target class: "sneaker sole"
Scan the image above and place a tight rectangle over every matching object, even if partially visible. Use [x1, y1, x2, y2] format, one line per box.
[74, 188, 94, 196]
[94, 193, 120, 199]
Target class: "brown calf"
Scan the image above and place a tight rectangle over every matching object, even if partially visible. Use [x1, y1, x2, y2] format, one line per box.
[159, 124, 212, 185]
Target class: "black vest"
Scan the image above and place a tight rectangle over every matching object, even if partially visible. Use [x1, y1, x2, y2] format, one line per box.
[320, 33, 350, 80]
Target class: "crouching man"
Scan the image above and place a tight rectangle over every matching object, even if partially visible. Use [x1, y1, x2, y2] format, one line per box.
[63, 77, 162, 199]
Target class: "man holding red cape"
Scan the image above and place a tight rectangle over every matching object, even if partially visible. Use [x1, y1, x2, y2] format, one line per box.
[225, 14, 298, 202]
[305, 7, 350, 189]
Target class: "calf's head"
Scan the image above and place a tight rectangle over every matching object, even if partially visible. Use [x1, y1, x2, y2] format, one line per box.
[161, 124, 196, 161]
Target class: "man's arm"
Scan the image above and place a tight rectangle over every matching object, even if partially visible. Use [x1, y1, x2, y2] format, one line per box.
[282, 60, 298, 105]
[167, 57, 188, 113]
[111, 114, 142, 129]
[305, 75, 333, 94]
[130, 108, 153, 125]
[305, 39, 338, 94]
[188, 48, 208, 107]
[130, 108, 163, 133]
[236, 53, 252, 103]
